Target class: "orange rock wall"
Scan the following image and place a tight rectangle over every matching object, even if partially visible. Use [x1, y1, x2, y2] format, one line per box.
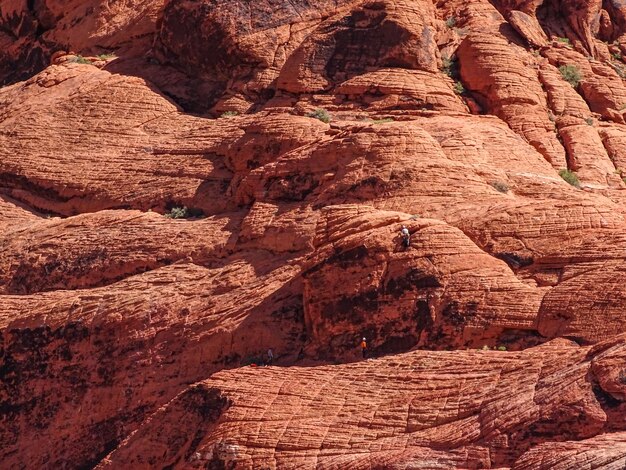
[3, 0, 626, 467]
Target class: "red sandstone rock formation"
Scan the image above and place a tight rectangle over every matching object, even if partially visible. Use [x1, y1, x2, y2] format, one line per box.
[96, 337, 626, 468]
[0, 0, 163, 84]
[3, 0, 626, 468]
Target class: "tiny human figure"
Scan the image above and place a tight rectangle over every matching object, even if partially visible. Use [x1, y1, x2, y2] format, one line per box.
[400, 225, 410, 248]
[267, 348, 274, 365]
[360, 337, 367, 358]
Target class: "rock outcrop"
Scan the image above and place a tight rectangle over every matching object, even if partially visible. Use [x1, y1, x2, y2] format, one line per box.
[97, 337, 626, 469]
[0, 0, 163, 85]
[4, 0, 626, 467]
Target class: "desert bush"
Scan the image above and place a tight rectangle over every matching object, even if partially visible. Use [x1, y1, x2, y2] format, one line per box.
[69, 55, 91, 64]
[220, 111, 239, 118]
[441, 55, 458, 77]
[445, 16, 457, 28]
[164, 206, 205, 219]
[164, 206, 188, 219]
[453, 81, 465, 95]
[559, 169, 581, 188]
[454, 27, 469, 37]
[306, 108, 331, 123]
[490, 180, 510, 193]
[372, 118, 394, 124]
[559, 64, 582, 87]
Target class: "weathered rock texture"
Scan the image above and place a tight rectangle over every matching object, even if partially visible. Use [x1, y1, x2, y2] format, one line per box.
[0, 0, 163, 85]
[97, 337, 626, 469]
[3, 0, 626, 467]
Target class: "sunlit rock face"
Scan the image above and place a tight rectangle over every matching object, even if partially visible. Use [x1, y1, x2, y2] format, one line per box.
[4, 0, 626, 467]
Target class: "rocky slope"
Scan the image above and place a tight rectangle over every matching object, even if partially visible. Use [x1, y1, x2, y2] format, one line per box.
[97, 336, 626, 469]
[3, 0, 626, 468]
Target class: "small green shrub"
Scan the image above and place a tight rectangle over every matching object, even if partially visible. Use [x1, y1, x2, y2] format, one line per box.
[372, 118, 394, 124]
[69, 55, 91, 65]
[441, 55, 458, 78]
[559, 169, 581, 188]
[164, 206, 204, 219]
[497, 345, 507, 351]
[559, 64, 582, 87]
[445, 16, 457, 29]
[97, 53, 116, 60]
[612, 52, 622, 61]
[306, 108, 331, 123]
[454, 27, 469, 37]
[490, 180, 510, 193]
[556, 37, 570, 45]
[585, 117, 593, 126]
[164, 206, 188, 219]
[220, 111, 239, 118]
[548, 112, 555, 122]
[453, 81, 465, 95]
[441, 57, 452, 76]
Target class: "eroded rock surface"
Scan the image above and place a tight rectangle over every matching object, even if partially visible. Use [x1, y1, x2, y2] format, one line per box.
[97, 337, 626, 469]
[4, 0, 626, 467]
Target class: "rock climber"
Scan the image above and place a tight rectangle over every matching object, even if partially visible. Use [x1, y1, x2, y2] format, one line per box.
[360, 337, 367, 359]
[400, 225, 411, 248]
[267, 348, 274, 365]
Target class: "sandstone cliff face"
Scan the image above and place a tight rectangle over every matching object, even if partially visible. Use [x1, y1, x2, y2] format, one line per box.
[0, 0, 163, 84]
[4, 0, 626, 468]
[97, 337, 626, 469]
